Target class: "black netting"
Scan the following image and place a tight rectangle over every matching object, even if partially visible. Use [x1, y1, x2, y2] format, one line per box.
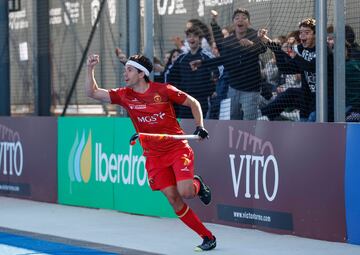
[6, 0, 360, 121]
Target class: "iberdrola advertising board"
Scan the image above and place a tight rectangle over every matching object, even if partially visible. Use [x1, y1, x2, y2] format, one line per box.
[58, 117, 175, 218]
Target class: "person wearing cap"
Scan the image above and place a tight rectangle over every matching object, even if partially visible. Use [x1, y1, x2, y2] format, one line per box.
[85, 53, 216, 251]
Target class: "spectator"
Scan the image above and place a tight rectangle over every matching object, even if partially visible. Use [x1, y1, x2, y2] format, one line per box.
[185, 18, 213, 52]
[163, 48, 182, 83]
[345, 42, 360, 122]
[163, 51, 171, 67]
[168, 26, 221, 119]
[191, 8, 267, 120]
[327, 24, 360, 60]
[209, 43, 228, 119]
[327, 24, 360, 122]
[221, 25, 232, 38]
[172, 19, 213, 54]
[339, 25, 360, 122]
[277, 31, 302, 93]
[258, 18, 334, 121]
[345, 24, 360, 60]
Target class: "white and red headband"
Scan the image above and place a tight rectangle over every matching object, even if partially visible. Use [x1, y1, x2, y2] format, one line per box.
[125, 60, 150, 76]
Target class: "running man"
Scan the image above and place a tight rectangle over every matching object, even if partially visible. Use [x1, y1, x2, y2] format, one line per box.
[85, 53, 216, 251]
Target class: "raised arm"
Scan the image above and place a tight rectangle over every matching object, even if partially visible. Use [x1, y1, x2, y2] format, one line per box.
[115, 47, 128, 64]
[85, 54, 111, 103]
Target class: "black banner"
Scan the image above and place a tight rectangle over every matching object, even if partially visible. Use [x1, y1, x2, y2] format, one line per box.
[218, 204, 293, 231]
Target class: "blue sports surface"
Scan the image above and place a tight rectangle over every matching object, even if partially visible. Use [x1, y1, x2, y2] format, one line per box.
[0, 232, 119, 255]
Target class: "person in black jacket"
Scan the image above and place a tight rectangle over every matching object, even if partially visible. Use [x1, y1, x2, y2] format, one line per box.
[258, 18, 334, 121]
[168, 26, 221, 119]
[190, 8, 267, 120]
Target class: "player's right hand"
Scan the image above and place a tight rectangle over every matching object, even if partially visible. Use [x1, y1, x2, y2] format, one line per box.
[194, 126, 209, 140]
[87, 54, 99, 68]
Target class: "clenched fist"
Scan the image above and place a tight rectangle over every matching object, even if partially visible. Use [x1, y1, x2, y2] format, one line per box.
[87, 54, 100, 68]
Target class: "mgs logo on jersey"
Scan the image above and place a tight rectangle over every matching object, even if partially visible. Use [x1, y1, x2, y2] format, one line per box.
[137, 112, 166, 123]
[68, 130, 92, 183]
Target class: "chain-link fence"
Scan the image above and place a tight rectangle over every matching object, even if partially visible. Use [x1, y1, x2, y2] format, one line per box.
[5, 0, 360, 121]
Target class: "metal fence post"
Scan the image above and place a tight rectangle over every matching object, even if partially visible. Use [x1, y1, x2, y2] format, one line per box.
[316, 0, 328, 122]
[334, 0, 346, 122]
[0, 0, 10, 116]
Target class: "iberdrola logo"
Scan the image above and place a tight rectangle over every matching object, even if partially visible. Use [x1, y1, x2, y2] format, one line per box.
[68, 130, 92, 183]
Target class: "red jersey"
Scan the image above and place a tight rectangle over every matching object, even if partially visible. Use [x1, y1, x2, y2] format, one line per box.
[109, 81, 189, 156]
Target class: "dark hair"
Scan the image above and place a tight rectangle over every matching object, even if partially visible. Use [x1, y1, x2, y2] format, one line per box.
[129, 54, 152, 70]
[165, 48, 182, 67]
[275, 35, 287, 45]
[185, 26, 204, 38]
[153, 56, 162, 65]
[299, 18, 316, 33]
[327, 25, 334, 34]
[345, 24, 356, 45]
[128, 54, 153, 82]
[327, 24, 357, 47]
[232, 8, 250, 21]
[287, 30, 300, 43]
[187, 18, 213, 45]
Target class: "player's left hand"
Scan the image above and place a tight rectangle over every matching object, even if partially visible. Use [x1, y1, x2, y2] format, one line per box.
[129, 133, 139, 145]
[194, 126, 209, 140]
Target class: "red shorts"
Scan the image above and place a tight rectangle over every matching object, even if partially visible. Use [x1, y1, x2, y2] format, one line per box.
[145, 147, 194, 191]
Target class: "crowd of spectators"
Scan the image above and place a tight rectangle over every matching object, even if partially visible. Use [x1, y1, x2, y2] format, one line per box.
[118, 8, 360, 122]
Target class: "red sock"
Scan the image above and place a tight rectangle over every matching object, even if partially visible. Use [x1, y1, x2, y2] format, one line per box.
[193, 179, 200, 195]
[176, 203, 213, 239]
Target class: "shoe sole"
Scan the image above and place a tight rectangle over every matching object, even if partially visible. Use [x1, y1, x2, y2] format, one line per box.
[194, 242, 216, 252]
[195, 175, 212, 205]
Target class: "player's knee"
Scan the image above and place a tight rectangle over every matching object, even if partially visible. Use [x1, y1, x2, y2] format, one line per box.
[179, 188, 195, 199]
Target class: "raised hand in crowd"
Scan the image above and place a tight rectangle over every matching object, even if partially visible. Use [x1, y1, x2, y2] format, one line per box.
[258, 28, 272, 43]
[170, 36, 185, 50]
[115, 47, 127, 64]
[189, 59, 202, 71]
[210, 9, 218, 21]
[239, 38, 254, 47]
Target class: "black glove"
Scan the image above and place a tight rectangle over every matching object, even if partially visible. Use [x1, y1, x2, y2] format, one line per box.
[193, 126, 209, 139]
[129, 133, 139, 145]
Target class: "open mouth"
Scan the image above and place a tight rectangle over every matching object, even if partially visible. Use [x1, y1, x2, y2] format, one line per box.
[188, 41, 196, 46]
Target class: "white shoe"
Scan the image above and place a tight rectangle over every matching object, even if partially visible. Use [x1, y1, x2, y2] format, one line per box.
[257, 115, 269, 121]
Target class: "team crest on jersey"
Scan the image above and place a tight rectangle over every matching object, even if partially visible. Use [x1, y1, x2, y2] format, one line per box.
[153, 94, 162, 103]
[181, 156, 190, 166]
